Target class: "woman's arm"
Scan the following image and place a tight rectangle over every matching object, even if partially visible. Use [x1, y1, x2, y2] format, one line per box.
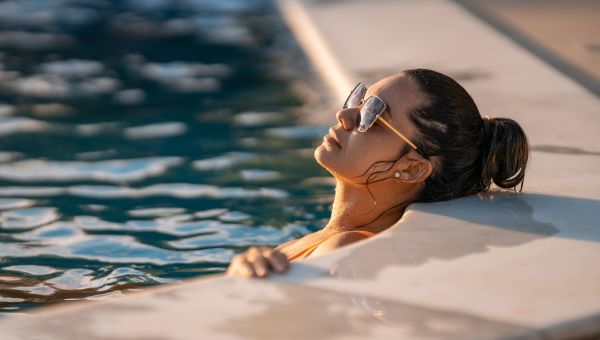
[225, 231, 370, 278]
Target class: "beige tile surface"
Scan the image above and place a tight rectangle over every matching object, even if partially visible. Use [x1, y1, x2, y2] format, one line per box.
[457, 0, 600, 95]
[0, 275, 537, 340]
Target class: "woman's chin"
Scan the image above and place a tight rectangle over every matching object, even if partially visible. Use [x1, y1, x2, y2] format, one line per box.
[314, 143, 338, 170]
[314, 144, 361, 183]
[315, 147, 351, 184]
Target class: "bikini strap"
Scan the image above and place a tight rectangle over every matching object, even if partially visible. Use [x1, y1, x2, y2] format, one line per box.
[350, 230, 376, 237]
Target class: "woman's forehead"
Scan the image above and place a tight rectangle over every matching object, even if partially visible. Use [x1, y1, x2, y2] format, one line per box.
[366, 74, 422, 117]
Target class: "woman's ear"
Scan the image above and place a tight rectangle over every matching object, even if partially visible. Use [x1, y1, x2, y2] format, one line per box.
[394, 153, 433, 183]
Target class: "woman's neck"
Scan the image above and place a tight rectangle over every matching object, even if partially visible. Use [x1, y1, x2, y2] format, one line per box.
[322, 179, 410, 234]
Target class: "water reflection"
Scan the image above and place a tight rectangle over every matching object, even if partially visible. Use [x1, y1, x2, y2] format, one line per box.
[0, 157, 183, 182]
[0, 0, 333, 312]
[1, 207, 59, 229]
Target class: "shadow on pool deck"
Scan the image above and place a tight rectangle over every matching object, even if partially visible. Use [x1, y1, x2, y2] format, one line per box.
[280, 192, 600, 281]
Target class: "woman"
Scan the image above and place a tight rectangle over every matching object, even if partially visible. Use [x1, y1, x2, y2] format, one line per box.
[226, 68, 528, 278]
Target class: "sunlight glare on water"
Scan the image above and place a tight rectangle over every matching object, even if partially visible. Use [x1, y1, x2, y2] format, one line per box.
[0, 0, 335, 312]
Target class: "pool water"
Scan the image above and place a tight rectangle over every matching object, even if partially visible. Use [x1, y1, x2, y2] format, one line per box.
[0, 0, 335, 312]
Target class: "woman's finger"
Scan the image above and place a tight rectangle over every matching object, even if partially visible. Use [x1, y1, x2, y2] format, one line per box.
[247, 247, 269, 278]
[273, 250, 291, 272]
[226, 246, 290, 278]
[225, 255, 240, 275]
[226, 255, 255, 278]
[261, 247, 289, 273]
[238, 256, 257, 278]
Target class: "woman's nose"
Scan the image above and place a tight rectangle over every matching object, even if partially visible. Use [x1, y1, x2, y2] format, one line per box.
[335, 107, 358, 131]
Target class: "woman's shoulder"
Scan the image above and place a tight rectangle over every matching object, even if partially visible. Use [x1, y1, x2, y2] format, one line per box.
[310, 230, 375, 257]
[275, 229, 375, 258]
[274, 238, 300, 251]
[321, 230, 374, 246]
[275, 229, 330, 256]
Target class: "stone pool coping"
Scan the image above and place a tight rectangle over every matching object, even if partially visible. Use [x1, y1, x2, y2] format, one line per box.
[1, 0, 599, 339]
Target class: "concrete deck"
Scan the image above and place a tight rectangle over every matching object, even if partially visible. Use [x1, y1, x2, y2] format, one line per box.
[456, 0, 600, 97]
[1, 0, 599, 339]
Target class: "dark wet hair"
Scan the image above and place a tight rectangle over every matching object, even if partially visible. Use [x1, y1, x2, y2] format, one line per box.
[404, 68, 529, 202]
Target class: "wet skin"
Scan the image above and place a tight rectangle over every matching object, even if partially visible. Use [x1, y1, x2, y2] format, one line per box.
[226, 73, 434, 278]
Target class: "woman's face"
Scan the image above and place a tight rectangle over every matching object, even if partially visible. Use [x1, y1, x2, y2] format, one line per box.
[314, 73, 426, 183]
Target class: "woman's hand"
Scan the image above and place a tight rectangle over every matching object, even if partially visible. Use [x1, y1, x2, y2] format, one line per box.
[226, 246, 290, 278]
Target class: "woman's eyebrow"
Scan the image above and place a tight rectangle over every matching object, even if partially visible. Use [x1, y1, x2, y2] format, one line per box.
[366, 86, 394, 118]
[383, 102, 394, 119]
[381, 109, 395, 125]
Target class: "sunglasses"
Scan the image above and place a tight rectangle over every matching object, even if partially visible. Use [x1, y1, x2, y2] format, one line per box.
[343, 82, 418, 150]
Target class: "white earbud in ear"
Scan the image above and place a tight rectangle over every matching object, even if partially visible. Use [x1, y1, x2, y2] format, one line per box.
[394, 171, 401, 178]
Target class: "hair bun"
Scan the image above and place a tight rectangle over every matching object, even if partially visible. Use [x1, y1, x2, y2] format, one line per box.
[481, 116, 529, 191]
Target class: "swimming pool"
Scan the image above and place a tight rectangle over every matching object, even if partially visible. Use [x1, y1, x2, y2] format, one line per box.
[0, 0, 334, 312]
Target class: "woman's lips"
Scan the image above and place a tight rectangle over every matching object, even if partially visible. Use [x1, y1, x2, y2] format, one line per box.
[324, 131, 341, 148]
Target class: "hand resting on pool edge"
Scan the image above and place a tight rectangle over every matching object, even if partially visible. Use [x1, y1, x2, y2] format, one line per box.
[226, 231, 374, 278]
[226, 69, 529, 278]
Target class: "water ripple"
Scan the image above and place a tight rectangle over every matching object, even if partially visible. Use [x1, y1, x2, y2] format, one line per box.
[0, 183, 290, 199]
[218, 211, 251, 222]
[127, 207, 186, 218]
[131, 61, 230, 93]
[192, 152, 257, 171]
[3, 265, 60, 276]
[0, 0, 325, 312]
[233, 111, 284, 127]
[30, 103, 73, 117]
[0, 152, 22, 163]
[40, 59, 104, 77]
[76, 216, 226, 237]
[0, 198, 35, 210]
[5, 74, 120, 99]
[15, 222, 84, 241]
[0, 31, 74, 49]
[0, 1, 98, 28]
[168, 223, 293, 249]
[1, 232, 235, 265]
[0, 157, 183, 183]
[74, 122, 121, 137]
[0, 103, 15, 116]
[0, 116, 48, 136]
[239, 169, 281, 182]
[194, 208, 228, 219]
[0, 207, 59, 229]
[265, 125, 329, 139]
[124, 122, 187, 139]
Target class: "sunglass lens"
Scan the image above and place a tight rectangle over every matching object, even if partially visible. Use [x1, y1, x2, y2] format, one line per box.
[357, 96, 386, 132]
[343, 83, 366, 109]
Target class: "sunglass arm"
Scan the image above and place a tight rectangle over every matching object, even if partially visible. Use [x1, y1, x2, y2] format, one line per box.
[378, 117, 418, 150]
